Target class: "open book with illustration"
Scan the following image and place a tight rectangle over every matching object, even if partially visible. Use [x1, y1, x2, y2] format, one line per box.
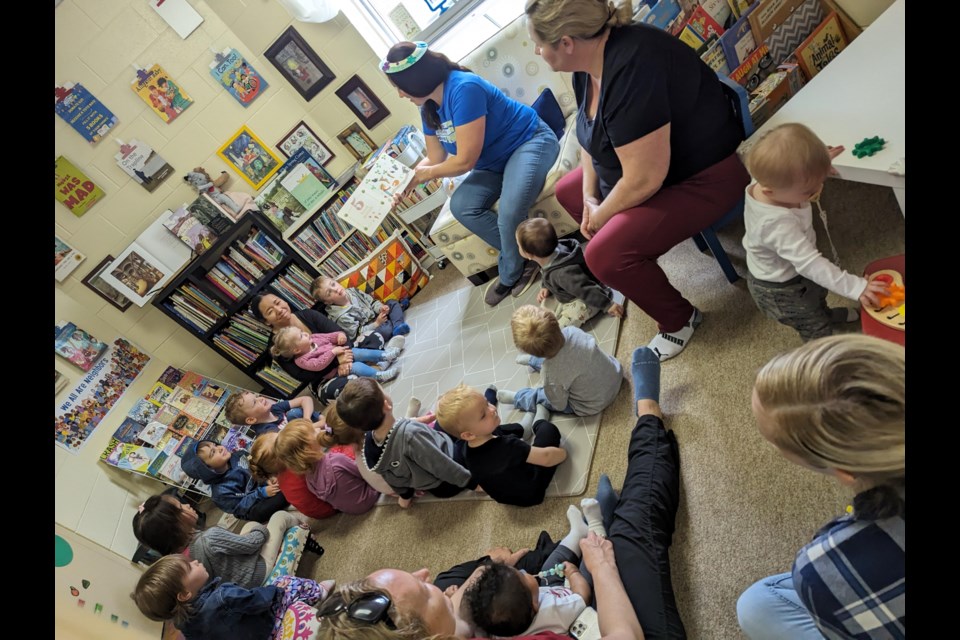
[99, 216, 192, 306]
[338, 154, 414, 237]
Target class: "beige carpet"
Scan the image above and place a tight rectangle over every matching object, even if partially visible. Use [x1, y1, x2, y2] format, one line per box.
[299, 179, 905, 639]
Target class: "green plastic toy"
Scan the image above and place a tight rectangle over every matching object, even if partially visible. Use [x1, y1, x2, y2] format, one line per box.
[852, 136, 886, 158]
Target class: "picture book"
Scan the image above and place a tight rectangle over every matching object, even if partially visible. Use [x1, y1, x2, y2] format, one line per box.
[102, 440, 159, 473]
[55, 235, 86, 282]
[701, 38, 731, 76]
[206, 423, 231, 444]
[338, 154, 414, 237]
[188, 195, 236, 235]
[55, 321, 108, 372]
[155, 429, 179, 453]
[99, 216, 192, 307]
[163, 206, 218, 255]
[748, 0, 803, 44]
[281, 163, 331, 210]
[128, 398, 160, 425]
[115, 139, 175, 193]
[199, 381, 228, 404]
[729, 44, 774, 92]
[175, 436, 197, 458]
[701, 0, 733, 25]
[153, 404, 181, 425]
[131, 64, 193, 124]
[222, 427, 254, 453]
[55, 156, 105, 217]
[643, 0, 682, 31]
[794, 11, 847, 80]
[54, 82, 118, 144]
[719, 2, 759, 68]
[112, 417, 146, 444]
[255, 175, 306, 234]
[158, 453, 188, 484]
[158, 366, 184, 387]
[686, 5, 725, 41]
[765, 0, 823, 64]
[166, 387, 193, 411]
[169, 412, 205, 438]
[55, 369, 69, 395]
[149, 0, 203, 39]
[137, 421, 170, 446]
[182, 396, 219, 424]
[210, 48, 268, 106]
[147, 382, 174, 407]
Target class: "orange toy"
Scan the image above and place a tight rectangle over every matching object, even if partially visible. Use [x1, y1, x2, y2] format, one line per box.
[862, 269, 904, 335]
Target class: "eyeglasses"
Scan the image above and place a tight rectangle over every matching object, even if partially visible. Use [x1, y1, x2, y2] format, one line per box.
[317, 592, 396, 629]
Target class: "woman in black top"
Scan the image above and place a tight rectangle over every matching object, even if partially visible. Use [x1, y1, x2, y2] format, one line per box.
[525, 0, 751, 361]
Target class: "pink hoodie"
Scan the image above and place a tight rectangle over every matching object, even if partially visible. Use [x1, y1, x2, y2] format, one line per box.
[305, 452, 380, 514]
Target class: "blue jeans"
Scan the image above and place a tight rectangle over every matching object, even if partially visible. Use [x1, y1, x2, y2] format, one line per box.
[513, 387, 574, 414]
[450, 120, 559, 287]
[350, 348, 386, 378]
[737, 573, 824, 639]
[373, 299, 406, 343]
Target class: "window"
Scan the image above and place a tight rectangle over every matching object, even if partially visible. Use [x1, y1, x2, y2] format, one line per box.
[341, 0, 525, 61]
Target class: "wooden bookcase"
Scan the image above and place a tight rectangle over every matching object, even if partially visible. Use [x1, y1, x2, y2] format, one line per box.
[151, 211, 320, 399]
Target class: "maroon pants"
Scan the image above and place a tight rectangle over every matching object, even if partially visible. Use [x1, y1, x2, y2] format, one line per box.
[556, 153, 750, 332]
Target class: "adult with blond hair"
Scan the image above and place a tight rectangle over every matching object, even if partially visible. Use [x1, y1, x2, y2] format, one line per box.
[524, 0, 750, 361]
[737, 335, 905, 638]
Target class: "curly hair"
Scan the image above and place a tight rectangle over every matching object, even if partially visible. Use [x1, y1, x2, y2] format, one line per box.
[460, 561, 536, 637]
[132, 494, 193, 555]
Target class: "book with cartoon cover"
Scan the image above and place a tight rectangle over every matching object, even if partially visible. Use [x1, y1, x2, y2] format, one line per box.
[54, 321, 108, 372]
[131, 64, 193, 124]
[209, 48, 268, 106]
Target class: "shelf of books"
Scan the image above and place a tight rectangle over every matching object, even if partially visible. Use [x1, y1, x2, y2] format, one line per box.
[99, 367, 260, 497]
[152, 211, 320, 399]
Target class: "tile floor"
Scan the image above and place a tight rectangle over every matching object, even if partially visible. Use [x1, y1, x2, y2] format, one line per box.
[378, 281, 624, 502]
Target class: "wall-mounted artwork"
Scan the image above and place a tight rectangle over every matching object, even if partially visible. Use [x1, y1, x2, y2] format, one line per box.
[131, 64, 193, 123]
[209, 47, 269, 106]
[264, 26, 335, 101]
[336, 75, 391, 130]
[81, 255, 133, 312]
[54, 82, 118, 144]
[217, 125, 283, 190]
[277, 120, 334, 165]
[337, 123, 377, 161]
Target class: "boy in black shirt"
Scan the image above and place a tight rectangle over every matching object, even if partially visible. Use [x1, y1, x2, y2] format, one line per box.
[437, 384, 567, 507]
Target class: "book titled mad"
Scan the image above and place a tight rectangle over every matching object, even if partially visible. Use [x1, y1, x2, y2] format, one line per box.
[55, 321, 108, 372]
[794, 12, 847, 80]
[55, 156, 105, 217]
[210, 48, 268, 106]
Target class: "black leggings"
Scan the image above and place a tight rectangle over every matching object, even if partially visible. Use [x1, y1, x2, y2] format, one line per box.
[243, 493, 290, 524]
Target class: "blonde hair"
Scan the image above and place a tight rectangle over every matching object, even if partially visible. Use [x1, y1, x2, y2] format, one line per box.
[746, 123, 832, 190]
[318, 402, 365, 449]
[516, 218, 558, 259]
[525, 0, 632, 45]
[275, 418, 324, 474]
[249, 431, 282, 482]
[316, 579, 451, 640]
[271, 326, 307, 358]
[223, 391, 254, 424]
[310, 275, 335, 302]
[511, 305, 565, 358]
[131, 554, 193, 624]
[755, 335, 905, 516]
[436, 384, 484, 437]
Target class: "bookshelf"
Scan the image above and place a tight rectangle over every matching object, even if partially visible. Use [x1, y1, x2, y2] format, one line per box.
[151, 211, 320, 399]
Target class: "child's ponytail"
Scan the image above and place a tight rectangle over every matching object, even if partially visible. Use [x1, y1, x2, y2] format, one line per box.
[132, 555, 195, 625]
[250, 432, 283, 482]
[318, 402, 364, 449]
[132, 494, 193, 555]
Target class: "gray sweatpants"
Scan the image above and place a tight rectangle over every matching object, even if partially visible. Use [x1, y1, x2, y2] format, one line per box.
[747, 273, 849, 342]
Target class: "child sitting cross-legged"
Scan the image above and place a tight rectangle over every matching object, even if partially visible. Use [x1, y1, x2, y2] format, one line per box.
[223, 390, 320, 437]
[132, 553, 333, 640]
[270, 326, 400, 384]
[310, 276, 410, 349]
[500, 305, 623, 419]
[273, 418, 381, 515]
[437, 383, 566, 507]
[336, 378, 478, 508]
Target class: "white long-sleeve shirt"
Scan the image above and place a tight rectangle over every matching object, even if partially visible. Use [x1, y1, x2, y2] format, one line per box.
[742, 185, 867, 301]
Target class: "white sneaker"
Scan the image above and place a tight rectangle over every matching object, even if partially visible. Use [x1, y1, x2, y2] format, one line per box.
[648, 308, 703, 362]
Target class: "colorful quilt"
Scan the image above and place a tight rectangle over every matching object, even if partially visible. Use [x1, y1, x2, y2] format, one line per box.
[337, 232, 430, 302]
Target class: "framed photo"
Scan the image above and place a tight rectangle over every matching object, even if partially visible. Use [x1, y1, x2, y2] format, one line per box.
[264, 26, 335, 101]
[216, 125, 283, 190]
[81, 255, 132, 311]
[277, 120, 335, 165]
[335, 76, 391, 130]
[337, 123, 377, 161]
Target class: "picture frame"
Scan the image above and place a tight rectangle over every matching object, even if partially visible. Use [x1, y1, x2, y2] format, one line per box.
[216, 125, 283, 190]
[81, 255, 133, 312]
[264, 26, 336, 102]
[277, 120, 335, 165]
[335, 75, 391, 130]
[337, 123, 377, 161]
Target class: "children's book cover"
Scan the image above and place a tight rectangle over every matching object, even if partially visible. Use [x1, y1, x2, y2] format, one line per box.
[147, 382, 174, 407]
[102, 440, 159, 472]
[55, 235, 86, 282]
[183, 396, 219, 424]
[254, 176, 306, 234]
[137, 421, 169, 446]
[55, 321, 108, 372]
[55, 82, 118, 144]
[175, 436, 197, 458]
[187, 195, 235, 235]
[158, 366, 184, 387]
[155, 429, 179, 453]
[206, 423, 231, 444]
[176, 371, 206, 394]
[281, 164, 331, 211]
[169, 412, 205, 438]
[128, 398, 159, 425]
[686, 5, 725, 41]
[153, 404, 181, 425]
[719, 2, 759, 68]
[162, 206, 218, 255]
[166, 387, 193, 411]
[209, 48, 268, 107]
[794, 12, 847, 80]
[115, 139, 175, 193]
[55, 156, 105, 217]
[112, 418, 146, 444]
[131, 64, 193, 124]
[199, 381, 227, 404]
[217, 125, 282, 190]
[222, 427, 254, 453]
[339, 154, 413, 237]
[158, 453, 188, 484]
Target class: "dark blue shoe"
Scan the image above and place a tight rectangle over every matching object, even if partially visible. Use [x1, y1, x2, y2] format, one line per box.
[484, 385, 498, 407]
[392, 322, 411, 336]
[399, 297, 410, 310]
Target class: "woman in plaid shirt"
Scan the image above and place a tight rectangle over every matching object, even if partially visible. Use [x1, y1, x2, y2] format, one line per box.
[738, 335, 905, 639]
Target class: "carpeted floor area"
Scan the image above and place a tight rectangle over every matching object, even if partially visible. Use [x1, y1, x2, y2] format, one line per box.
[298, 178, 904, 639]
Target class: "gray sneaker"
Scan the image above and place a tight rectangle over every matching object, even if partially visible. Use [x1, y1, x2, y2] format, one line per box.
[511, 261, 542, 297]
[484, 278, 513, 306]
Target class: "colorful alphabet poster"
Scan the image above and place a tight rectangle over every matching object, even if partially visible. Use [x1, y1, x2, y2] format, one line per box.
[54, 82, 118, 144]
[55, 156, 105, 217]
[209, 47, 268, 106]
[131, 64, 193, 123]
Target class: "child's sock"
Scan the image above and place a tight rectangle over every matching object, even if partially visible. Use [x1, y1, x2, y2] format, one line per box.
[497, 389, 517, 405]
[647, 308, 703, 362]
[386, 335, 406, 351]
[374, 367, 399, 383]
[830, 307, 860, 323]
[405, 397, 421, 418]
[631, 346, 661, 412]
[534, 403, 550, 425]
[399, 297, 410, 310]
[559, 505, 589, 556]
[382, 347, 401, 363]
[579, 498, 607, 538]
[518, 411, 536, 441]
[516, 354, 533, 367]
[392, 322, 411, 336]
[484, 385, 498, 406]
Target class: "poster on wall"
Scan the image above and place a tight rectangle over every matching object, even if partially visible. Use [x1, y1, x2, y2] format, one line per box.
[209, 47, 268, 106]
[55, 156, 105, 217]
[54, 337, 151, 454]
[131, 64, 193, 124]
[114, 139, 175, 192]
[54, 82, 119, 144]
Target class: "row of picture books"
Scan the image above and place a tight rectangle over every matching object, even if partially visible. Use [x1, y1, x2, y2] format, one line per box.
[99, 367, 259, 496]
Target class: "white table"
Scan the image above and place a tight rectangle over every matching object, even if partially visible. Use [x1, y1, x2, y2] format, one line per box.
[747, 0, 905, 214]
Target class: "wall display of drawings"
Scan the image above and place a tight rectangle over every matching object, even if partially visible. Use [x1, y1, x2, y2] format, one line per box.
[99, 367, 256, 494]
[55, 156, 105, 217]
[210, 47, 268, 106]
[277, 120, 334, 165]
[99, 216, 192, 307]
[114, 139, 174, 192]
[217, 125, 283, 190]
[54, 82, 118, 144]
[54, 337, 151, 454]
[55, 236, 86, 282]
[336, 75, 391, 130]
[339, 154, 413, 236]
[131, 64, 193, 124]
[264, 26, 335, 101]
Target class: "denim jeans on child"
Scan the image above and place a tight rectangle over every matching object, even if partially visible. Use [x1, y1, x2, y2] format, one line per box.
[513, 387, 574, 414]
[349, 348, 388, 378]
[737, 572, 824, 639]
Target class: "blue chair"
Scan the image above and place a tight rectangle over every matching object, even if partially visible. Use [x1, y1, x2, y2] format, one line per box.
[691, 74, 756, 283]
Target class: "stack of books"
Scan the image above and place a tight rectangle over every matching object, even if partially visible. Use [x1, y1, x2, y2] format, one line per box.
[256, 362, 300, 396]
[393, 178, 443, 214]
[163, 282, 227, 334]
[212, 310, 272, 366]
[270, 264, 316, 311]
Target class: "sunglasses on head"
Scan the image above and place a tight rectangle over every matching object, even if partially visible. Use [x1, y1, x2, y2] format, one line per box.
[318, 591, 395, 629]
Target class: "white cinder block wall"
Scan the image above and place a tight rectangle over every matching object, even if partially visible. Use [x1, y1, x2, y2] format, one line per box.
[55, 0, 419, 568]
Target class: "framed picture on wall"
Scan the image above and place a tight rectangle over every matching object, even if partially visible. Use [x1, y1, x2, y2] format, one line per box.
[335, 75, 391, 130]
[217, 125, 283, 190]
[276, 120, 335, 165]
[264, 26, 336, 101]
[337, 123, 377, 161]
[81, 255, 133, 312]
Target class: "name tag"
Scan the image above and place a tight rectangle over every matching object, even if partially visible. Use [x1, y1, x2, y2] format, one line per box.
[436, 120, 456, 145]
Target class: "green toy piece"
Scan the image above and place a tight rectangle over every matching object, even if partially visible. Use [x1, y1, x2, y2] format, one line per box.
[537, 563, 566, 580]
[852, 136, 886, 158]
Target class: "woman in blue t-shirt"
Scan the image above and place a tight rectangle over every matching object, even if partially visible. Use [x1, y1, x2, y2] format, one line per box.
[380, 41, 560, 307]
[526, 0, 752, 361]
